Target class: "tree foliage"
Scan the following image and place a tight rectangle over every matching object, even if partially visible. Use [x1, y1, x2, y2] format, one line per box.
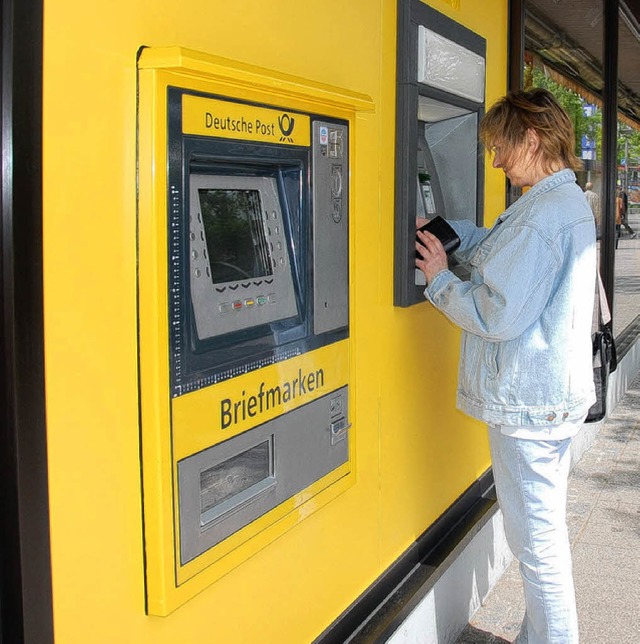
[524, 62, 640, 166]
[525, 65, 586, 156]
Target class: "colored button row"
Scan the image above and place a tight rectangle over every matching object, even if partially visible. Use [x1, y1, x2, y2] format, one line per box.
[218, 294, 276, 314]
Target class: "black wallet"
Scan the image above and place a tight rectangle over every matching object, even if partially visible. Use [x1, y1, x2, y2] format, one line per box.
[415, 216, 461, 257]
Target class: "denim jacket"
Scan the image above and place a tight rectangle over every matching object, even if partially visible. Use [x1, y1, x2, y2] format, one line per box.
[425, 169, 597, 427]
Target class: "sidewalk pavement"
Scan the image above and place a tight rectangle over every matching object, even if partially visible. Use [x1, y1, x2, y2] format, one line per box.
[456, 372, 640, 644]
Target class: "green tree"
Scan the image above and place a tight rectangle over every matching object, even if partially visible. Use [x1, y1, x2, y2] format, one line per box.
[525, 61, 640, 178]
[619, 126, 640, 166]
[525, 65, 587, 157]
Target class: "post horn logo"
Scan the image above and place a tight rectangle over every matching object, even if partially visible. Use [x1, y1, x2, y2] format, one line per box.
[278, 114, 295, 143]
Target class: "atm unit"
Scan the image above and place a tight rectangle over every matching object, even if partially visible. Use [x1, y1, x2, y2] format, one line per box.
[137, 48, 372, 614]
[394, 1, 487, 306]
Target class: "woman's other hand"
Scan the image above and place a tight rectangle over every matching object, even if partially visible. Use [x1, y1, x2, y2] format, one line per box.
[415, 229, 447, 283]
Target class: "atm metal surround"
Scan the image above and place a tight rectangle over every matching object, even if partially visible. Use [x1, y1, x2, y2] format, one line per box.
[168, 89, 349, 395]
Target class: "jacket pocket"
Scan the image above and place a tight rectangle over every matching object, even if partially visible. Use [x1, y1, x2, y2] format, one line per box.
[469, 242, 491, 268]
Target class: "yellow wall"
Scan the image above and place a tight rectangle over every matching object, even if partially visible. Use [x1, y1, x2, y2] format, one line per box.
[42, 0, 508, 641]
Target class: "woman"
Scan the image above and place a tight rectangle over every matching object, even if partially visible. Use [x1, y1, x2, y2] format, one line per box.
[616, 188, 623, 247]
[416, 88, 596, 643]
[617, 187, 636, 239]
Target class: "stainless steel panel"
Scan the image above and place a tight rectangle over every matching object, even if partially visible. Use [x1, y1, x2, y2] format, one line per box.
[177, 386, 349, 564]
[312, 121, 349, 335]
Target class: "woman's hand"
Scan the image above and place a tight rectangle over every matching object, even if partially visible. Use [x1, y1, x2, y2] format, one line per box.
[415, 228, 448, 283]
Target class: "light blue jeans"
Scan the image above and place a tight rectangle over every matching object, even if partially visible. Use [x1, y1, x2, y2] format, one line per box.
[489, 427, 579, 643]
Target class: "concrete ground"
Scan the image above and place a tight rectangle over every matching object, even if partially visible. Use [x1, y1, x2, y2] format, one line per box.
[455, 372, 640, 643]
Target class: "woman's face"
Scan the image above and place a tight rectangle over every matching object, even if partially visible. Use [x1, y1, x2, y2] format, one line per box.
[491, 130, 549, 188]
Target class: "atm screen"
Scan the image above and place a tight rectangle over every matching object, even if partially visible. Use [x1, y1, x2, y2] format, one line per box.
[189, 173, 299, 342]
[199, 189, 274, 285]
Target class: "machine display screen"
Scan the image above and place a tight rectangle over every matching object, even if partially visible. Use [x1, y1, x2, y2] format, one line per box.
[188, 173, 299, 343]
[199, 189, 273, 285]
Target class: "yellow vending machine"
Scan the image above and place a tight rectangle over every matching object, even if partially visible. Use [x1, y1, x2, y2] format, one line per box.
[137, 47, 372, 615]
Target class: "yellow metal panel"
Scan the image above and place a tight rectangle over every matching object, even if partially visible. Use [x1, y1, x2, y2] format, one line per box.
[172, 342, 350, 458]
[42, 0, 508, 641]
[181, 94, 311, 145]
[139, 46, 375, 115]
[136, 51, 370, 614]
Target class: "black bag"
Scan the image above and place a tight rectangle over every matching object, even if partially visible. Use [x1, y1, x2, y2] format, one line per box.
[586, 274, 618, 423]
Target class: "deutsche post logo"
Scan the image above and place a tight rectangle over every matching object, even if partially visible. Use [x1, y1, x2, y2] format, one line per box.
[182, 95, 310, 146]
[278, 114, 295, 143]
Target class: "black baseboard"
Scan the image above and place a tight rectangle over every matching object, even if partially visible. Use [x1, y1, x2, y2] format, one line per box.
[314, 469, 497, 644]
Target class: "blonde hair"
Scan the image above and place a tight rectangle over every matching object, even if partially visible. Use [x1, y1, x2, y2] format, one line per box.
[480, 88, 583, 173]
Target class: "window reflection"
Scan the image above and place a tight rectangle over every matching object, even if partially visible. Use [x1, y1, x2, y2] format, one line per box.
[613, 12, 640, 339]
[523, 1, 640, 343]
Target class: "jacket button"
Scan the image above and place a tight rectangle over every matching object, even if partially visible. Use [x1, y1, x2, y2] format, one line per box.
[562, 412, 569, 420]
[546, 412, 556, 421]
